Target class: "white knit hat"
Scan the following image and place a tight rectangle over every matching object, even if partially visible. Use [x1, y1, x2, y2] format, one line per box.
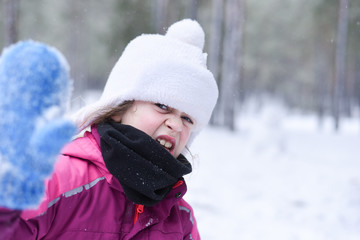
[73, 19, 218, 142]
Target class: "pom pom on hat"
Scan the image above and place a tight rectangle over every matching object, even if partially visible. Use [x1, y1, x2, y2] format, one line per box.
[73, 19, 218, 144]
[166, 19, 205, 49]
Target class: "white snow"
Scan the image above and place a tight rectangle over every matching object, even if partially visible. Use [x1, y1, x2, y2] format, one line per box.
[184, 101, 360, 240]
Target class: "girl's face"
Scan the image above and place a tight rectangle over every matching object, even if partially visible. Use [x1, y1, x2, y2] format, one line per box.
[112, 101, 195, 158]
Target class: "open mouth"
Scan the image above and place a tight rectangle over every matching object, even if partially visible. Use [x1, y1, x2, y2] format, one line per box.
[156, 137, 175, 153]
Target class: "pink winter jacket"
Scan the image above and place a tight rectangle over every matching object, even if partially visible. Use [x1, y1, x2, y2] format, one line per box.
[0, 128, 200, 240]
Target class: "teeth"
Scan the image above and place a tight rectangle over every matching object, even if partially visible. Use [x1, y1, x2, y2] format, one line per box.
[157, 138, 173, 149]
[165, 142, 172, 148]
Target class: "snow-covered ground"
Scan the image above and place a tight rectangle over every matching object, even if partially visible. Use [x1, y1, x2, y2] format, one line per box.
[184, 102, 360, 240]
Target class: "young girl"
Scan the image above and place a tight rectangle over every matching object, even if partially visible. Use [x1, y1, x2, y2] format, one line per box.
[0, 19, 218, 239]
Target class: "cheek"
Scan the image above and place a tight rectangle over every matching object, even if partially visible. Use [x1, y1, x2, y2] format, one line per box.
[139, 122, 158, 136]
[121, 108, 160, 135]
[134, 115, 163, 136]
[180, 129, 192, 147]
[174, 132, 191, 157]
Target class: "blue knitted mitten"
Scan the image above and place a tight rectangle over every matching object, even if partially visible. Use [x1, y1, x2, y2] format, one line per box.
[0, 41, 76, 209]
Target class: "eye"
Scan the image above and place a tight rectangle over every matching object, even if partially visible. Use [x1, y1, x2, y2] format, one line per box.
[182, 115, 194, 125]
[155, 103, 169, 111]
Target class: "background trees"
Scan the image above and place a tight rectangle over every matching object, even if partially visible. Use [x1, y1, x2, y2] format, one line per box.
[1, 0, 359, 131]
[2, 0, 19, 45]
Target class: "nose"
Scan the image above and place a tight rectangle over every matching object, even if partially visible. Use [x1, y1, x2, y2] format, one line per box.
[165, 115, 183, 132]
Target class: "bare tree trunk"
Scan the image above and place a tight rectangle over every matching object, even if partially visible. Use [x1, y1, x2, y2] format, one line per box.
[185, 0, 198, 19]
[152, 0, 169, 33]
[343, 57, 353, 118]
[355, 55, 360, 131]
[356, 68, 360, 133]
[66, 0, 88, 94]
[219, 0, 244, 131]
[313, 37, 330, 128]
[333, 0, 349, 130]
[167, 0, 182, 26]
[3, 0, 19, 46]
[208, 0, 224, 125]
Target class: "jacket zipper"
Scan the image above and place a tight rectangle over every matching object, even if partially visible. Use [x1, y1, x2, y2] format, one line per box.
[133, 180, 183, 224]
[134, 204, 144, 224]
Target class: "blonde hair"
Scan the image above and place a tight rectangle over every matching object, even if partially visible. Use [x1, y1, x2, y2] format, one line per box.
[80, 101, 134, 129]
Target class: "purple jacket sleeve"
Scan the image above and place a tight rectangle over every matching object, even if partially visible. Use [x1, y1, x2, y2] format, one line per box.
[0, 207, 52, 240]
[0, 208, 30, 239]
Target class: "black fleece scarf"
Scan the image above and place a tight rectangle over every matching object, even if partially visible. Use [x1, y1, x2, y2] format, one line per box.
[97, 121, 192, 206]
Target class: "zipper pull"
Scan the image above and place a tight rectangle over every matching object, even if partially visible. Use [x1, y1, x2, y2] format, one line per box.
[172, 180, 184, 189]
[134, 204, 144, 224]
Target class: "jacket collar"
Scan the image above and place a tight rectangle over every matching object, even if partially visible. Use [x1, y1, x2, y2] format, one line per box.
[61, 126, 115, 184]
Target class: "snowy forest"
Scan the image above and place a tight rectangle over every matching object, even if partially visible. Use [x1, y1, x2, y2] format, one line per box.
[2, 0, 360, 132]
[1, 1, 360, 239]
